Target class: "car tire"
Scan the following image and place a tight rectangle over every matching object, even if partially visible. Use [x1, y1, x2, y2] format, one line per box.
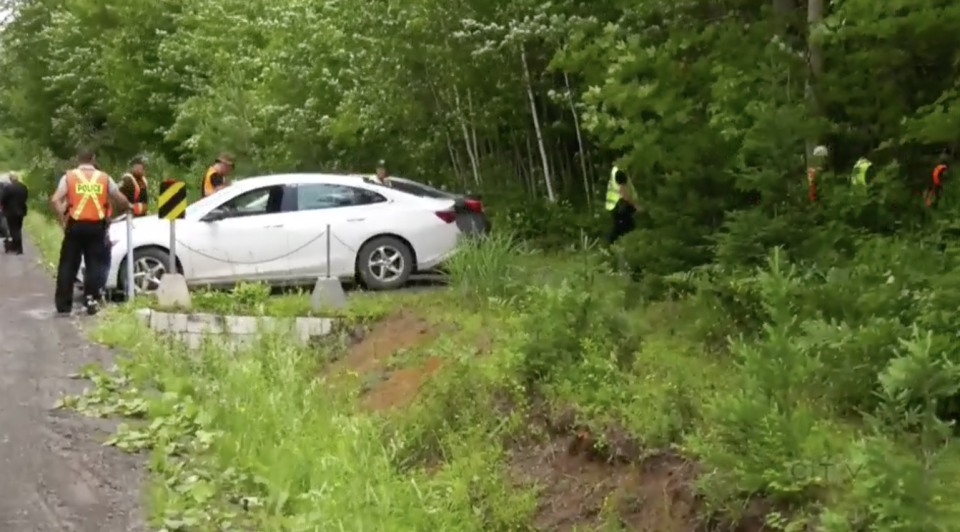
[357, 236, 414, 290]
[118, 246, 173, 295]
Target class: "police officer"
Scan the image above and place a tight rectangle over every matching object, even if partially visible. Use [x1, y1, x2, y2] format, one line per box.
[0, 173, 28, 254]
[98, 155, 149, 299]
[807, 145, 829, 202]
[120, 155, 150, 216]
[851, 155, 873, 188]
[605, 165, 639, 244]
[200, 152, 234, 198]
[375, 159, 390, 185]
[927, 153, 949, 208]
[49, 148, 131, 315]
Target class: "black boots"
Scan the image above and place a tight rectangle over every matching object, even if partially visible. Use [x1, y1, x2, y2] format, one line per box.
[84, 296, 99, 316]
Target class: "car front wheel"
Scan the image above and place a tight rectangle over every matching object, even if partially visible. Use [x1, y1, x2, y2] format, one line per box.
[357, 236, 414, 290]
[118, 247, 172, 294]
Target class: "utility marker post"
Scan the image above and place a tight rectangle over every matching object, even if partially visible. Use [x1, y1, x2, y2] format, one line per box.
[311, 223, 346, 311]
[155, 179, 191, 309]
[325, 223, 332, 278]
[169, 217, 177, 272]
[125, 214, 135, 301]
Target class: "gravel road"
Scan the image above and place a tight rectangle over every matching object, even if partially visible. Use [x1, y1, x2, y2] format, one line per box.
[0, 241, 144, 531]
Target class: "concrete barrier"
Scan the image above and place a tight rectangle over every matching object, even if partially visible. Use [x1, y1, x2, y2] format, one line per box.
[134, 308, 336, 349]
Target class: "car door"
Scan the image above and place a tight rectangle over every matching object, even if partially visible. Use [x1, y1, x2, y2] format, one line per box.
[281, 182, 389, 280]
[185, 184, 293, 283]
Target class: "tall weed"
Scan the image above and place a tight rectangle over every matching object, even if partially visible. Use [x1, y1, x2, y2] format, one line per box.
[445, 232, 527, 305]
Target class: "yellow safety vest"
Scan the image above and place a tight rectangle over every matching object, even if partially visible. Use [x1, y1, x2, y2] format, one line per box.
[851, 158, 871, 186]
[605, 166, 638, 211]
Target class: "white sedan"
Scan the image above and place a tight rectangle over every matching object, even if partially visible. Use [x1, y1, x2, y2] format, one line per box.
[95, 173, 461, 293]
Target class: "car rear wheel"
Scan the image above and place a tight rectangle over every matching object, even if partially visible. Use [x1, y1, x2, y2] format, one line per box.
[357, 236, 413, 290]
[118, 247, 171, 294]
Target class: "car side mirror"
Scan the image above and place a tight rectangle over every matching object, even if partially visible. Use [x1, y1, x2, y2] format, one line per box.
[202, 209, 226, 222]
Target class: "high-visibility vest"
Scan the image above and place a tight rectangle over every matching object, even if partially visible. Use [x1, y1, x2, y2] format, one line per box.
[851, 158, 871, 186]
[605, 166, 638, 211]
[926, 164, 947, 207]
[201, 166, 218, 197]
[807, 167, 818, 202]
[124, 173, 149, 216]
[65, 167, 109, 222]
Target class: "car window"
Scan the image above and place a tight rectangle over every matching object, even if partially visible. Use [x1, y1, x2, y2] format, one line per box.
[296, 184, 386, 211]
[388, 179, 452, 199]
[217, 185, 284, 217]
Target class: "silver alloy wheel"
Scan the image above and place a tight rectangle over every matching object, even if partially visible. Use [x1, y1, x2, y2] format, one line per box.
[133, 256, 166, 293]
[367, 245, 404, 282]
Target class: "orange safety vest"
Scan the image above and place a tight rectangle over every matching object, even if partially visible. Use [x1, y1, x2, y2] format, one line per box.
[807, 167, 818, 202]
[926, 164, 947, 207]
[125, 173, 149, 216]
[65, 167, 109, 222]
[201, 166, 218, 197]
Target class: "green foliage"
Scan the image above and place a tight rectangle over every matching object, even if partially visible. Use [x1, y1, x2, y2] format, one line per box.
[33, 204, 960, 530]
[17, 0, 960, 528]
[5, 0, 960, 259]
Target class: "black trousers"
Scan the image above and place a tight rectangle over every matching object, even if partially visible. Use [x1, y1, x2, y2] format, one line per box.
[607, 201, 636, 244]
[54, 220, 106, 311]
[4, 213, 23, 253]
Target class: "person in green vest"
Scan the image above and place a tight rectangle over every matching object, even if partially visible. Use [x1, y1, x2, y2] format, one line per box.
[851, 156, 873, 187]
[605, 166, 639, 244]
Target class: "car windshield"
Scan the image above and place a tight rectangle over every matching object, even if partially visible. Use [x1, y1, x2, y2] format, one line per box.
[185, 191, 221, 218]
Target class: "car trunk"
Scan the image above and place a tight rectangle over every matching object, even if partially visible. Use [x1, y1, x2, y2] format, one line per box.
[378, 176, 490, 236]
[452, 194, 489, 235]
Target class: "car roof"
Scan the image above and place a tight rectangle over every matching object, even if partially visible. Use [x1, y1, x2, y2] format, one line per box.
[235, 173, 376, 189]
[184, 172, 456, 217]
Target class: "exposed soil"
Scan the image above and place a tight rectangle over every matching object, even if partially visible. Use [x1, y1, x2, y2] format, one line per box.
[328, 311, 446, 410]
[509, 405, 770, 532]
[510, 436, 697, 532]
[329, 311, 437, 376]
[512, 432, 773, 532]
[339, 314, 773, 531]
[362, 357, 443, 411]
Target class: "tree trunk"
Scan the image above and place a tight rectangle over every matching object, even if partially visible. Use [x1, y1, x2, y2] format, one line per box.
[467, 88, 481, 182]
[520, 44, 555, 202]
[564, 72, 591, 204]
[454, 87, 481, 186]
[443, 128, 464, 186]
[804, 0, 823, 165]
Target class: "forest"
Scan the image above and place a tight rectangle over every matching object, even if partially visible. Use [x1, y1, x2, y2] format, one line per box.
[4, 0, 960, 529]
[1, 0, 960, 250]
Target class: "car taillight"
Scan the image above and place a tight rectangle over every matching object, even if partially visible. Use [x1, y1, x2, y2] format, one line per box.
[435, 210, 457, 223]
[464, 198, 484, 213]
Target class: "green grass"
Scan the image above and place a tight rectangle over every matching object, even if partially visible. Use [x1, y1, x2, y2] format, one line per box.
[23, 211, 63, 272]
[28, 215, 959, 531]
[140, 282, 448, 319]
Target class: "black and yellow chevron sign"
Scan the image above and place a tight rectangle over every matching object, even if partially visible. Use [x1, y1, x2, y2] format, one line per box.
[158, 179, 187, 220]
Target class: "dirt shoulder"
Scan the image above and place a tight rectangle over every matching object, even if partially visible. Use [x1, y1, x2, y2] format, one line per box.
[0, 242, 144, 531]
